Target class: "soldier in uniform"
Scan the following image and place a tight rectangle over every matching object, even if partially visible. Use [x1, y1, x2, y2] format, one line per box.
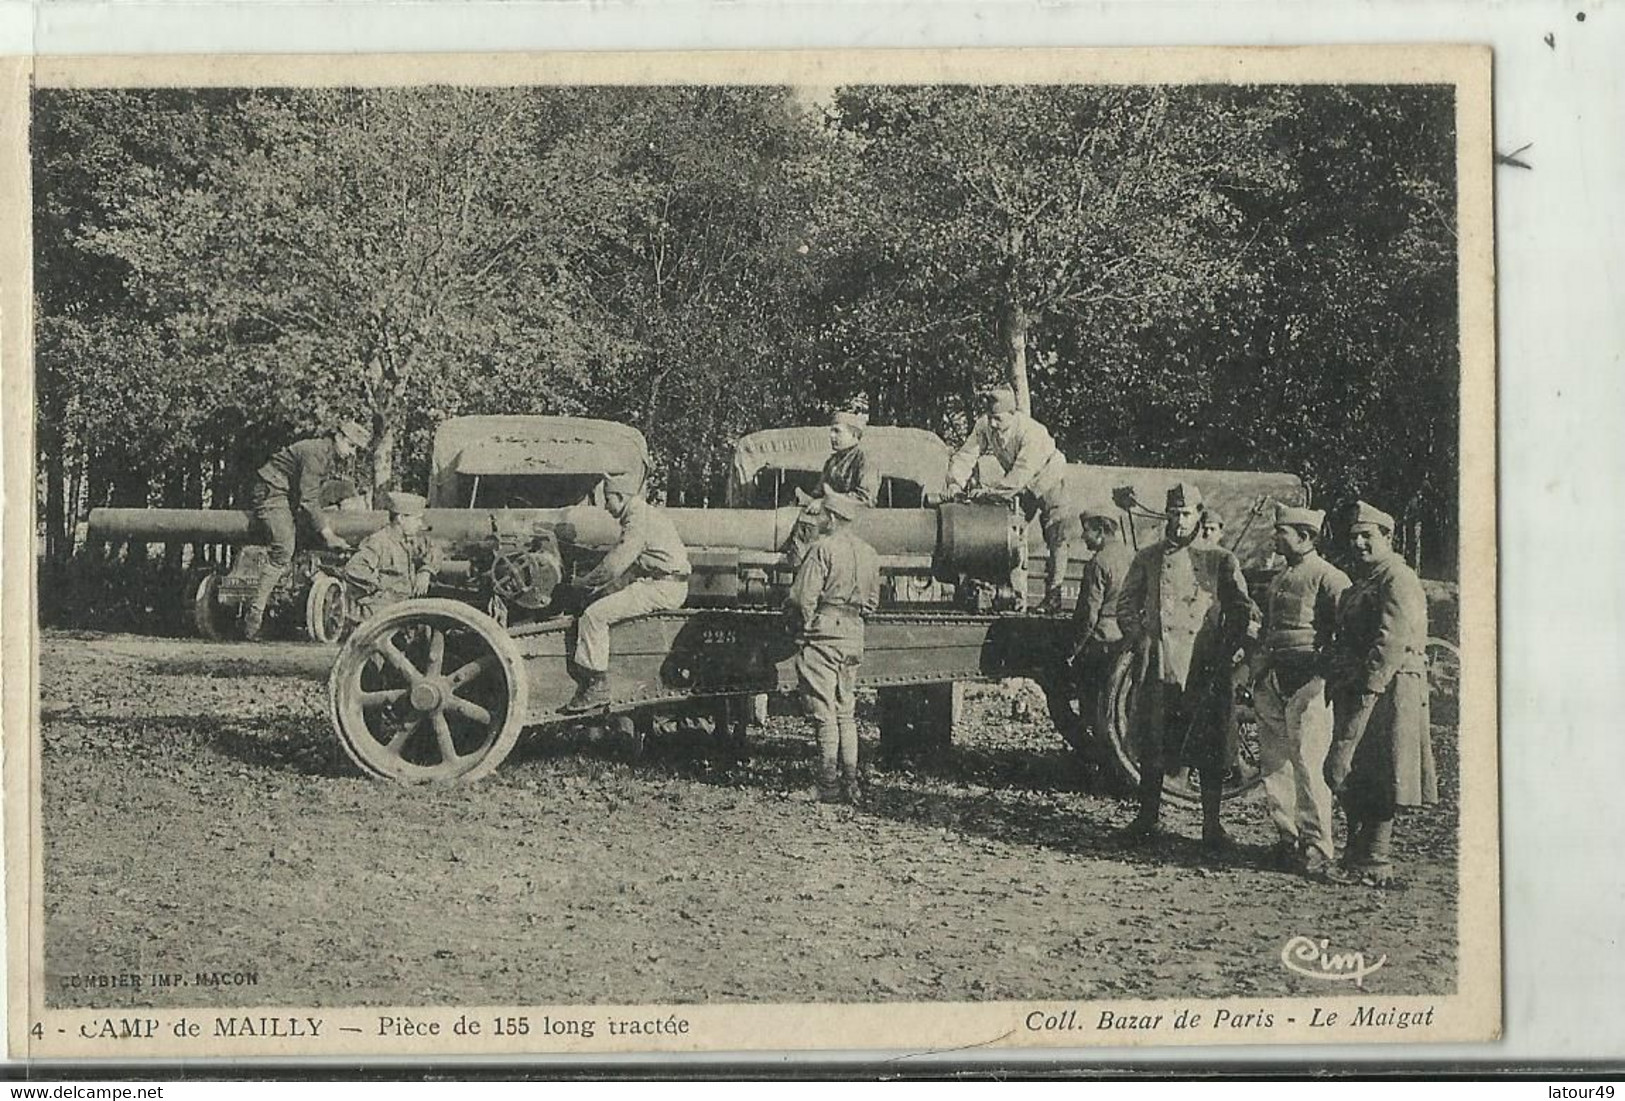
[945, 386, 1072, 613]
[561, 467, 692, 715]
[1067, 505, 1134, 758]
[343, 491, 441, 622]
[785, 490, 881, 804]
[1117, 482, 1258, 853]
[1198, 507, 1226, 547]
[1253, 505, 1350, 877]
[1324, 500, 1438, 887]
[784, 409, 882, 567]
[243, 420, 371, 641]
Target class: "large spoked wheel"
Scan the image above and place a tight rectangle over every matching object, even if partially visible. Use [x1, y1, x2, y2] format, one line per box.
[192, 573, 230, 640]
[328, 598, 528, 784]
[1425, 636, 1462, 730]
[304, 574, 351, 644]
[1100, 649, 1262, 805]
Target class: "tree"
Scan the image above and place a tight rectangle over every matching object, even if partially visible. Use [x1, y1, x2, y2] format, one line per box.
[826, 85, 1293, 424]
[80, 87, 645, 497]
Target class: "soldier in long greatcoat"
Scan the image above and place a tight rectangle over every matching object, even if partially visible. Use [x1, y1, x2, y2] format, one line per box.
[1117, 482, 1258, 853]
[1324, 500, 1438, 888]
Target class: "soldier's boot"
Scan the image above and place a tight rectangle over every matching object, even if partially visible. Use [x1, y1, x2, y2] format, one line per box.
[816, 761, 843, 804]
[1119, 765, 1164, 843]
[1200, 771, 1231, 855]
[241, 568, 283, 642]
[1362, 818, 1398, 886]
[1340, 816, 1371, 868]
[560, 672, 612, 715]
[839, 762, 865, 807]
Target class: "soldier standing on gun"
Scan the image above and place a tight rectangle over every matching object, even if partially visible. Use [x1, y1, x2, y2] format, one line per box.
[1324, 501, 1438, 888]
[344, 491, 442, 623]
[785, 490, 880, 804]
[944, 386, 1072, 614]
[1117, 482, 1258, 854]
[1253, 505, 1350, 877]
[561, 467, 692, 715]
[1067, 505, 1134, 767]
[784, 409, 882, 567]
[243, 420, 371, 641]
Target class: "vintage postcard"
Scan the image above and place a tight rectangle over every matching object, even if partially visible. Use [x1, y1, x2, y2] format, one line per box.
[2, 45, 1497, 1061]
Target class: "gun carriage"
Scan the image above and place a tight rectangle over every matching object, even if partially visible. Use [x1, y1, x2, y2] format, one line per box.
[87, 416, 1313, 799]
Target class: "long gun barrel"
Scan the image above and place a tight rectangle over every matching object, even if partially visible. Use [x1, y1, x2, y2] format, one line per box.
[87, 502, 1024, 583]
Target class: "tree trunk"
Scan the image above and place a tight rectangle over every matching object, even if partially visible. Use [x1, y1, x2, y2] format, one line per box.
[371, 415, 395, 502]
[42, 440, 65, 564]
[1001, 301, 1032, 415]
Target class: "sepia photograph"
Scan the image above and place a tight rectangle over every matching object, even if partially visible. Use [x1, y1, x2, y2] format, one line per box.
[5, 47, 1497, 1058]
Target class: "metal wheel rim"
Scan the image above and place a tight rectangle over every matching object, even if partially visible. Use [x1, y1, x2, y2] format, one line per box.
[328, 598, 527, 783]
[305, 575, 349, 644]
[192, 573, 227, 640]
[1103, 650, 1261, 805]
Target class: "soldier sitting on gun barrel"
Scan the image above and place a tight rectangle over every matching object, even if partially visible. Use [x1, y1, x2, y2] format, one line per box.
[561, 468, 692, 715]
[243, 420, 372, 641]
[343, 491, 441, 623]
[783, 408, 881, 567]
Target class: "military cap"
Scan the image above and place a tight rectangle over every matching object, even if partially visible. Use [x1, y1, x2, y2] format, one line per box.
[1200, 506, 1225, 526]
[831, 410, 869, 431]
[1165, 481, 1204, 509]
[823, 490, 861, 521]
[977, 387, 1018, 415]
[603, 468, 645, 496]
[336, 420, 372, 448]
[1275, 504, 1325, 533]
[1349, 500, 1396, 534]
[385, 491, 426, 516]
[1078, 503, 1120, 530]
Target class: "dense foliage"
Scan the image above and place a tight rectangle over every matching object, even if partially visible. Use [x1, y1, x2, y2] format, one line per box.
[34, 82, 1459, 572]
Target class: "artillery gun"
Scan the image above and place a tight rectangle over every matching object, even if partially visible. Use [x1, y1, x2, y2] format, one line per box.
[86, 415, 1312, 800]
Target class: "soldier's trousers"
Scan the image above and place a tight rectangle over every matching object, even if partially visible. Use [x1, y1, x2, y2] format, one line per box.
[1254, 669, 1336, 862]
[796, 635, 863, 782]
[574, 579, 689, 674]
[247, 489, 298, 622]
[1014, 489, 1072, 597]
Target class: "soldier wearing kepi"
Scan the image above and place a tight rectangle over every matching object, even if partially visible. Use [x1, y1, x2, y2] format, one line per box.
[1117, 482, 1258, 853]
[1324, 500, 1438, 888]
[1067, 505, 1134, 759]
[343, 491, 442, 623]
[243, 420, 371, 641]
[785, 490, 881, 804]
[561, 467, 692, 715]
[1253, 505, 1351, 877]
[945, 386, 1072, 613]
[784, 409, 882, 566]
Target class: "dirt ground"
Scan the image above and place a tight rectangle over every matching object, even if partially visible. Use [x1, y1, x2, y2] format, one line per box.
[37, 629, 1458, 1009]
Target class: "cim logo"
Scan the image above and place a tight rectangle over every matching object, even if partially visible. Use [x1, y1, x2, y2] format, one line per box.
[1280, 935, 1388, 988]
